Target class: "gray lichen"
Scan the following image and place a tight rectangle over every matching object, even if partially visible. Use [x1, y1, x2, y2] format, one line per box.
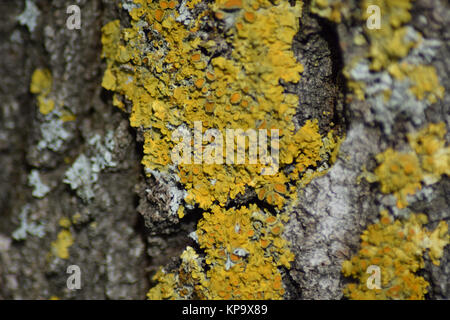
[63, 131, 117, 202]
[89, 131, 117, 171]
[349, 59, 437, 135]
[175, 0, 194, 26]
[12, 205, 45, 241]
[16, 0, 40, 33]
[64, 154, 96, 202]
[122, 0, 142, 13]
[144, 166, 186, 217]
[37, 117, 71, 152]
[28, 169, 51, 198]
[347, 27, 443, 135]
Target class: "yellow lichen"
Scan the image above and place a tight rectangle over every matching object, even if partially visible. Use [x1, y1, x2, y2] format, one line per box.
[407, 122, 450, 182]
[148, 205, 293, 299]
[361, 0, 417, 71]
[100, 0, 339, 210]
[345, 0, 444, 103]
[374, 149, 422, 209]
[310, 0, 343, 23]
[373, 122, 449, 208]
[72, 213, 82, 225]
[388, 63, 445, 103]
[59, 217, 72, 229]
[50, 230, 74, 260]
[60, 110, 77, 122]
[342, 210, 449, 300]
[102, 0, 341, 299]
[345, 0, 419, 100]
[30, 68, 55, 115]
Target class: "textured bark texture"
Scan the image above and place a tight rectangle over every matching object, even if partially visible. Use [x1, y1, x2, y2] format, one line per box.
[0, 0, 448, 299]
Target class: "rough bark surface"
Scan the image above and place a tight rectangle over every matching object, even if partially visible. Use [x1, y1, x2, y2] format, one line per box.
[0, 0, 148, 299]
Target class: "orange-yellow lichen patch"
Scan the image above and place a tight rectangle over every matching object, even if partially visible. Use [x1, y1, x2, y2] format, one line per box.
[194, 78, 205, 89]
[374, 149, 422, 209]
[223, 0, 242, 9]
[342, 211, 449, 300]
[168, 1, 177, 9]
[388, 63, 445, 103]
[50, 229, 74, 260]
[243, 11, 255, 23]
[148, 205, 294, 299]
[230, 92, 241, 104]
[160, 1, 169, 9]
[101, 0, 335, 211]
[155, 9, 165, 22]
[30, 68, 55, 115]
[310, 0, 343, 23]
[408, 122, 450, 181]
[102, 0, 341, 300]
[373, 123, 449, 208]
[361, 0, 417, 71]
[214, 11, 224, 19]
[191, 53, 201, 62]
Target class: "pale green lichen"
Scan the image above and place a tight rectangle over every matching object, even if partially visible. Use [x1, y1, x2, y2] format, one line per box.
[28, 169, 51, 199]
[12, 204, 46, 241]
[63, 131, 117, 202]
[17, 0, 40, 33]
[64, 154, 97, 202]
[36, 118, 71, 152]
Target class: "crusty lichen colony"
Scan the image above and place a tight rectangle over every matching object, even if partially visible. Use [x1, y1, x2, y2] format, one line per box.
[342, 211, 448, 300]
[346, 0, 445, 134]
[96, 0, 449, 300]
[314, 0, 449, 300]
[345, 121, 449, 300]
[101, 0, 342, 299]
[366, 122, 450, 209]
